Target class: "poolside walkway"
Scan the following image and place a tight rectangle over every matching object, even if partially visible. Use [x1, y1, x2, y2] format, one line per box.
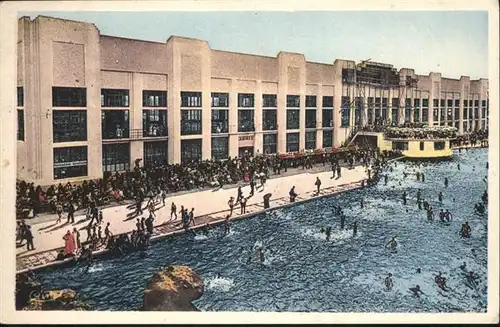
[16, 165, 369, 272]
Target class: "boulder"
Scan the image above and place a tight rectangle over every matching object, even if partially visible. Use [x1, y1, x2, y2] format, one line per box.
[142, 265, 204, 311]
[23, 289, 91, 311]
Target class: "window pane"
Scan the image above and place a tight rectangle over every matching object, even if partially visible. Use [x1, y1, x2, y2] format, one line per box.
[238, 93, 255, 108]
[262, 109, 277, 130]
[305, 95, 317, 108]
[181, 109, 202, 135]
[238, 110, 255, 132]
[305, 109, 317, 128]
[322, 109, 333, 127]
[17, 109, 24, 141]
[181, 92, 202, 107]
[101, 89, 129, 107]
[181, 139, 202, 164]
[212, 137, 229, 160]
[322, 96, 333, 108]
[53, 110, 87, 142]
[144, 141, 168, 167]
[143, 90, 167, 107]
[102, 110, 129, 139]
[286, 133, 299, 152]
[211, 109, 229, 134]
[286, 95, 300, 108]
[341, 96, 350, 127]
[211, 93, 229, 107]
[17, 87, 24, 107]
[305, 131, 316, 150]
[52, 87, 87, 107]
[323, 130, 333, 148]
[263, 94, 277, 108]
[287, 109, 300, 129]
[263, 133, 277, 154]
[53, 146, 88, 179]
[143, 109, 168, 137]
[102, 143, 130, 172]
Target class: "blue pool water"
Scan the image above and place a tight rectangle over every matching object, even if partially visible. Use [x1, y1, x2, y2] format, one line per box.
[35, 149, 489, 312]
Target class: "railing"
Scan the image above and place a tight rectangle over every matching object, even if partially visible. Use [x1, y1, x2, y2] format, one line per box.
[129, 128, 168, 139]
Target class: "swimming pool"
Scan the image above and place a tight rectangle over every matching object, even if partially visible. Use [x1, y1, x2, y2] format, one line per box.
[34, 148, 489, 312]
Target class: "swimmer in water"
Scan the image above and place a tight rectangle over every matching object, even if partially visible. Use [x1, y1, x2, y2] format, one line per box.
[385, 236, 398, 251]
[409, 285, 424, 298]
[259, 248, 265, 264]
[435, 271, 448, 291]
[416, 268, 422, 274]
[438, 192, 443, 203]
[466, 271, 479, 288]
[460, 262, 467, 271]
[384, 273, 394, 291]
[325, 227, 332, 242]
[444, 177, 449, 188]
[445, 209, 453, 222]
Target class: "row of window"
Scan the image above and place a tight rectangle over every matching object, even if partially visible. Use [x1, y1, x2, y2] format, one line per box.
[391, 141, 446, 152]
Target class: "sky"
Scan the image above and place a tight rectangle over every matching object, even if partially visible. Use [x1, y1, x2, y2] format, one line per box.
[21, 11, 489, 79]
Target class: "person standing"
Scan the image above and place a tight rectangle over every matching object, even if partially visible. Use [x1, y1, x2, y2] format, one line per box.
[337, 165, 342, 178]
[263, 193, 272, 209]
[67, 201, 75, 224]
[228, 197, 235, 216]
[104, 222, 112, 244]
[236, 186, 243, 204]
[315, 177, 322, 195]
[249, 179, 255, 197]
[240, 197, 247, 214]
[55, 202, 63, 224]
[170, 202, 177, 220]
[73, 228, 81, 252]
[25, 225, 35, 251]
[188, 208, 196, 227]
[63, 230, 76, 256]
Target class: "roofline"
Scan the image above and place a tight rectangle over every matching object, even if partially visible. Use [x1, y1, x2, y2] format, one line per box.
[211, 49, 277, 60]
[100, 34, 166, 45]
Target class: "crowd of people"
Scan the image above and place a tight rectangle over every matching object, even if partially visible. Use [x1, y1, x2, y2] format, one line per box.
[384, 126, 458, 140]
[453, 129, 489, 147]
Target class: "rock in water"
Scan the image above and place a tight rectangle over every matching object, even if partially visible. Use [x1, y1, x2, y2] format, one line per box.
[142, 265, 204, 311]
[23, 289, 90, 311]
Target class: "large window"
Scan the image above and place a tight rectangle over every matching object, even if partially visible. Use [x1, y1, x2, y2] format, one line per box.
[212, 137, 229, 161]
[433, 99, 439, 108]
[433, 108, 439, 122]
[286, 133, 299, 152]
[382, 98, 388, 121]
[263, 109, 277, 130]
[263, 134, 277, 154]
[422, 99, 429, 107]
[101, 89, 129, 107]
[287, 109, 300, 129]
[392, 141, 409, 151]
[305, 109, 317, 128]
[455, 99, 460, 107]
[211, 93, 229, 107]
[341, 96, 350, 127]
[53, 110, 87, 143]
[181, 139, 202, 164]
[181, 109, 202, 135]
[262, 94, 277, 108]
[143, 90, 167, 107]
[17, 110, 24, 141]
[53, 146, 88, 179]
[181, 92, 202, 107]
[238, 110, 255, 132]
[322, 109, 333, 127]
[102, 110, 129, 139]
[306, 95, 317, 108]
[238, 93, 255, 108]
[17, 87, 24, 107]
[305, 131, 316, 150]
[422, 108, 429, 122]
[434, 141, 445, 151]
[287, 95, 300, 108]
[144, 141, 168, 167]
[405, 99, 411, 123]
[447, 99, 453, 107]
[212, 109, 229, 134]
[455, 108, 460, 121]
[440, 99, 445, 107]
[355, 97, 362, 125]
[143, 110, 168, 137]
[322, 96, 333, 108]
[53, 87, 87, 107]
[102, 143, 130, 172]
[323, 130, 333, 148]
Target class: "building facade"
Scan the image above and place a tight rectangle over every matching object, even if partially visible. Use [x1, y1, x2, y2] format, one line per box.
[16, 16, 490, 185]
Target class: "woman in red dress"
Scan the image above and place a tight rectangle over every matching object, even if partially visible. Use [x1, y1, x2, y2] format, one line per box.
[63, 230, 76, 256]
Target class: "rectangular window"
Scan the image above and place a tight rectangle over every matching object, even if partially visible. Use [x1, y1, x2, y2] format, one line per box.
[455, 108, 460, 120]
[382, 98, 388, 107]
[482, 107, 486, 118]
[305, 131, 316, 150]
[447, 99, 453, 107]
[468, 108, 473, 119]
[142, 109, 168, 137]
[455, 99, 460, 107]
[53, 110, 87, 142]
[419, 141, 424, 151]
[305, 109, 317, 128]
[455, 121, 460, 129]
[322, 96, 334, 108]
[463, 121, 468, 132]
[17, 87, 24, 107]
[355, 97, 362, 125]
[181, 92, 202, 107]
[482, 100, 486, 107]
[474, 100, 479, 107]
[262, 109, 277, 131]
[422, 99, 429, 107]
[433, 108, 439, 121]
[262, 94, 277, 108]
[238, 93, 255, 108]
[434, 141, 445, 151]
[181, 109, 202, 135]
[102, 143, 130, 172]
[323, 130, 333, 148]
[101, 89, 129, 107]
[422, 108, 429, 121]
[211, 93, 229, 107]
[469, 100, 473, 107]
[322, 109, 333, 128]
[305, 95, 317, 108]
[143, 90, 167, 107]
[238, 109, 255, 132]
[211, 109, 229, 134]
[463, 108, 467, 119]
[212, 137, 229, 161]
[341, 96, 350, 127]
[102, 110, 129, 139]
[181, 139, 202, 164]
[391, 98, 399, 109]
[286, 109, 300, 129]
[392, 107, 399, 123]
[474, 107, 479, 118]
[144, 141, 168, 167]
[17, 109, 24, 141]
[414, 107, 420, 122]
[433, 99, 439, 107]
[463, 100, 468, 107]
[392, 141, 409, 151]
[263, 134, 277, 154]
[440, 99, 445, 107]
[447, 108, 452, 121]
[286, 133, 299, 152]
[414, 99, 420, 107]
[53, 146, 88, 179]
[286, 95, 300, 108]
[53, 87, 87, 107]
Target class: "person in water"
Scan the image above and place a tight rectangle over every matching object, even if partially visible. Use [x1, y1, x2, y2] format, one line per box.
[325, 227, 332, 242]
[438, 192, 443, 203]
[384, 273, 394, 291]
[402, 191, 407, 205]
[435, 271, 448, 291]
[385, 236, 397, 251]
[340, 214, 345, 230]
[258, 248, 265, 264]
[466, 271, 479, 288]
[417, 190, 422, 201]
[461, 221, 471, 238]
[439, 209, 446, 222]
[352, 221, 358, 236]
[409, 285, 424, 298]
[416, 172, 421, 181]
[445, 209, 453, 222]
[444, 177, 449, 188]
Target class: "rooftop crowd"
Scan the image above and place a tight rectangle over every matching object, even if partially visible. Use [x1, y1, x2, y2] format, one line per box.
[16, 146, 390, 220]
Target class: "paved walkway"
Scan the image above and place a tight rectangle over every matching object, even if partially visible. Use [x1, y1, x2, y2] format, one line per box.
[16, 166, 369, 272]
